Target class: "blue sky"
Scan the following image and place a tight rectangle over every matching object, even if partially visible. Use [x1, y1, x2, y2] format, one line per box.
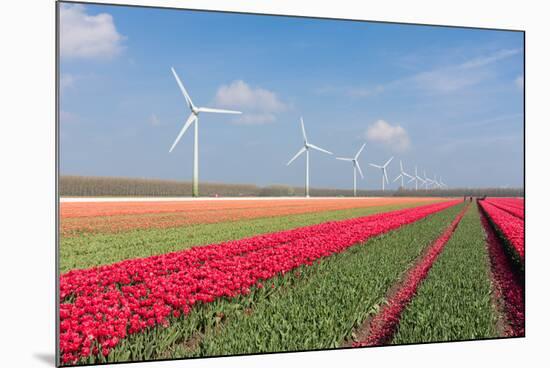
[59, 2, 524, 189]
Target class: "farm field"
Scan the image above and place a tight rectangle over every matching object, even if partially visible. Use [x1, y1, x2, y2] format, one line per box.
[60, 197, 443, 236]
[59, 197, 445, 271]
[58, 197, 524, 365]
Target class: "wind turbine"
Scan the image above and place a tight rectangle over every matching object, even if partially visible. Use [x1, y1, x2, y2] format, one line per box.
[408, 166, 426, 191]
[393, 160, 414, 189]
[423, 170, 434, 189]
[432, 174, 441, 189]
[168, 67, 242, 197]
[286, 117, 333, 198]
[439, 176, 448, 188]
[369, 157, 394, 191]
[336, 143, 366, 197]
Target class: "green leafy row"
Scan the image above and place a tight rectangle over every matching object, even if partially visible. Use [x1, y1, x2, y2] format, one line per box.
[60, 202, 427, 272]
[391, 204, 499, 344]
[92, 203, 463, 363]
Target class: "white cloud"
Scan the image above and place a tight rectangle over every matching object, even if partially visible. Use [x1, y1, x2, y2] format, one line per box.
[365, 120, 410, 152]
[457, 113, 523, 129]
[214, 80, 287, 124]
[322, 48, 522, 97]
[411, 68, 488, 93]
[236, 113, 277, 125]
[60, 73, 76, 90]
[59, 110, 79, 125]
[60, 4, 125, 60]
[515, 75, 524, 90]
[408, 48, 521, 94]
[459, 49, 521, 69]
[150, 113, 161, 126]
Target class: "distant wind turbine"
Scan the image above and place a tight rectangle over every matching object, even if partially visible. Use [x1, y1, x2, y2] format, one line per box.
[369, 156, 394, 191]
[286, 117, 333, 198]
[408, 166, 426, 191]
[393, 160, 414, 189]
[423, 170, 434, 189]
[168, 67, 242, 197]
[432, 174, 442, 189]
[336, 143, 366, 197]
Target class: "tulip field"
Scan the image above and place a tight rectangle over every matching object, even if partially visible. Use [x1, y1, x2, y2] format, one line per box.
[58, 197, 525, 365]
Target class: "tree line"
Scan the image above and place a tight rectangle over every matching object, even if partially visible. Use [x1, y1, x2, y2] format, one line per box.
[60, 175, 524, 198]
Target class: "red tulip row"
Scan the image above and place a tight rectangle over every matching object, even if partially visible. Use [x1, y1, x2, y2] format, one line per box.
[485, 198, 524, 219]
[487, 197, 524, 209]
[478, 200, 525, 262]
[353, 204, 468, 347]
[59, 200, 459, 364]
[479, 207, 524, 336]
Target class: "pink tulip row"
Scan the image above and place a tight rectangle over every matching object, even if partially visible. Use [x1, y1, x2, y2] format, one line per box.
[479, 207, 524, 336]
[478, 199, 525, 262]
[485, 198, 524, 219]
[59, 200, 459, 364]
[487, 197, 524, 209]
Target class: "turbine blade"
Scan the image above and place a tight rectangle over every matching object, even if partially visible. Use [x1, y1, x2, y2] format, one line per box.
[354, 143, 366, 160]
[393, 174, 402, 183]
[308, 143, 332, 155]
[300, 117, 308, 143]
[286, 147, 306, 166]
[169, 113, 196, 153]
[400, 160, 404, 172]
[384, 156, 394, 167]
[198, 107, 242, 114]
[369, 163, 382, 169]
[356, 162, 364, 178]
[408, 176, 416, 183]
[171, 67, 194, 110]
[336, 157, 353, 161]
[383, 168, 389, 184]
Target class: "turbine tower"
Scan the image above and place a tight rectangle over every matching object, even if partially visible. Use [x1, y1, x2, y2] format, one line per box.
[408, 166, 426, 191]
[168, 67, 242, 197]
[369, 156, 394, 191]
[393, 160, 414, 189]
[286, 117, 333, 198]
[432, 174, 441, 189]
[336, 143, 366, 197]
[423, 170, 434, 189]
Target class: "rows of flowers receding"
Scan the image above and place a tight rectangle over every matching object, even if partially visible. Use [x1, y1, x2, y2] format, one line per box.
[59, 201, 458, 364]
[478, 206, 524, 337]
[353, 204, 468, 347]
[61, 197, 440, 218]
[487, 197, 524, 209]
[479, 199, 524, 262]
[60, 197, 442, 236]
[485, 198, 524, 219]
